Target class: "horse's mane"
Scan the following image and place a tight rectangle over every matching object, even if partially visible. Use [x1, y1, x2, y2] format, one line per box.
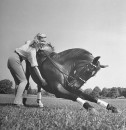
[52, 48, 94, 64]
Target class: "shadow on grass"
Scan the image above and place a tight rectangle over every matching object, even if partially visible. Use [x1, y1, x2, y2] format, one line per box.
[0, 103, 41, 108]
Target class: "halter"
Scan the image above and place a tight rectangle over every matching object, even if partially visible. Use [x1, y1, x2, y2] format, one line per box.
[75, 62, 97, 81]
[66, 61, 97, 88]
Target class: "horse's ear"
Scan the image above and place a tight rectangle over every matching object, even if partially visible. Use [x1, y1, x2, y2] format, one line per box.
[92, 56, 100, 65]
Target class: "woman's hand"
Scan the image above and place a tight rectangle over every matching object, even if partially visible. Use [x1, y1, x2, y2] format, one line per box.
[41, 78, 47, 86]
[32, 66, 47, 86]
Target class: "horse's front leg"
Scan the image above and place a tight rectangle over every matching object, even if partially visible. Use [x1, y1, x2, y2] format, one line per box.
[77, 88, 119, 113]
[37, 85, 44, 107]
[76, 97, 99, 115]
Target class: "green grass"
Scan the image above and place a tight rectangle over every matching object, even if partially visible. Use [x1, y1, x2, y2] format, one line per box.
[0, 96, 126, 130]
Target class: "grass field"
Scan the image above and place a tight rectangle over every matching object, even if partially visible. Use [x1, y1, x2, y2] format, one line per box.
[0, 94, 126, 130]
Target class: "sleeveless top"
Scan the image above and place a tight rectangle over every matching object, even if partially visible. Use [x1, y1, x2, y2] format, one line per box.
[15, 40, 38, 67]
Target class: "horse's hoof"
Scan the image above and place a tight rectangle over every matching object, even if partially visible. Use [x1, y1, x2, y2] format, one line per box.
[88, 107, 99, 115]
[38, 104, 44, 108]
[107, 104, 120, 113]
[23, 98, 27, 106]
[37, 102, 44, 108]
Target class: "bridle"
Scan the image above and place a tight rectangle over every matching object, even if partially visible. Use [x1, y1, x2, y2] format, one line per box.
[74, 62, 97, 83]
[41, 50, 97, 87]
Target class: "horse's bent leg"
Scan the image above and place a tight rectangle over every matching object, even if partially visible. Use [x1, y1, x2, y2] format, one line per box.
[78, 88, 119, 113]
[56, 83, 98, 114]
[37, 85, 43, 107]
[76, 97, 98, 115]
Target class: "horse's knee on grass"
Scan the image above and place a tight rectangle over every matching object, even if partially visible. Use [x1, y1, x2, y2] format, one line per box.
[83, 102, 99, 115]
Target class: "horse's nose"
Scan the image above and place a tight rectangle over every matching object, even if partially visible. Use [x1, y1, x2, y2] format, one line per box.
[100, 65, 109, 68]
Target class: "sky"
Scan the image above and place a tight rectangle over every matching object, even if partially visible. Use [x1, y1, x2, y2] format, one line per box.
[0, 0, 126, 90]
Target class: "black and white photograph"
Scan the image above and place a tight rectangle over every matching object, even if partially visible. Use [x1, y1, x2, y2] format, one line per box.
[0, 0, 126, 129]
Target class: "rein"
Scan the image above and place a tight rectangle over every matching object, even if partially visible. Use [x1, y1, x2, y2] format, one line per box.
[41, 50, 94, 86]
[42, 50, 75, 79]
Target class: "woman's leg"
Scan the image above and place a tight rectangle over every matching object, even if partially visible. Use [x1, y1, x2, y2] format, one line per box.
[8, 52, 27, 105]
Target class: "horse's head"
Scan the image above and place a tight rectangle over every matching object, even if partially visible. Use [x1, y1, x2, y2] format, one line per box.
[74, 56, 108, 84]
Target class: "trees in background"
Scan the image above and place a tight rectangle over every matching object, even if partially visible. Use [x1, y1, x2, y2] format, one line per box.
[122, 88, 126, 98]
[0, 79, 54, 96]
[0, 79, 13, 94]
[107, 87, 119, 98]
[91, 86, 101, 98]
[101, 88, 110, 98]
[84, 88, 92, 95]
[84, 86, 126, 99]
[0, 79, 126, 99]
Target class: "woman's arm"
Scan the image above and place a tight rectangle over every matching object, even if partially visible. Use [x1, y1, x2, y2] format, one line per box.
[32, 66, 47, 86]
[27, 45, 47, 86]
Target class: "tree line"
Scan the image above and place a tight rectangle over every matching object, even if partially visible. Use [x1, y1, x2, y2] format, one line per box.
[0, 79, 126, 98]
[0, 79, 54, 97]
[83, 86, 126, 99]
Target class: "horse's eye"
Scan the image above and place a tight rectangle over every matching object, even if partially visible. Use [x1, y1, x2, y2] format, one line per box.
[74, 70, 76, 74]
[86, 68, 90, 71]
[92, 71, 96, 76]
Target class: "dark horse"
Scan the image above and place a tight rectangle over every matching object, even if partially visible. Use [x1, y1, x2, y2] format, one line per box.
[24, 44, 118, 114]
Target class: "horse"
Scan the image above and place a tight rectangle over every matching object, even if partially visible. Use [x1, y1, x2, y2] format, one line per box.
[23, 43, 119, 114]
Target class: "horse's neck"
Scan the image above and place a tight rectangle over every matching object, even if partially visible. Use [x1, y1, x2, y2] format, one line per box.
[37, 48, 94, 73]
[52, 49, 93, 65]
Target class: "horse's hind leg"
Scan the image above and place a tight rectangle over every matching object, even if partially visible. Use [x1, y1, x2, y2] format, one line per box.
[36, 85, 43, 107]
[22, 82, 29, 105]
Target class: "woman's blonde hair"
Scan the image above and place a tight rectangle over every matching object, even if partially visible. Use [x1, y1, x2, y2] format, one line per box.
[30, 33, 46, 48]
[34, 33, 46, 43]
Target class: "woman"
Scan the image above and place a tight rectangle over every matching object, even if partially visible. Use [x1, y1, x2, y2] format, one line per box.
[7, 33, 47, 106]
